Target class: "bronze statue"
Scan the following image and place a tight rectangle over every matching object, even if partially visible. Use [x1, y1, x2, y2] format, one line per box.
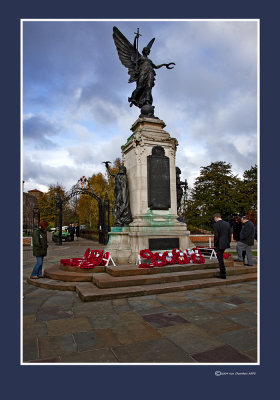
[104, 162, 133, 227]
[112, 26, 175, 118]
[176, 167, 188, 212]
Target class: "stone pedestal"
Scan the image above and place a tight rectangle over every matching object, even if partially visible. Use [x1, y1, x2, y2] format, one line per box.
[105, 117, 193, 264]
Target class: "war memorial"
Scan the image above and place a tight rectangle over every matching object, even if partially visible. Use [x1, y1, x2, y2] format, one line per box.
[26, 26, 257, 301]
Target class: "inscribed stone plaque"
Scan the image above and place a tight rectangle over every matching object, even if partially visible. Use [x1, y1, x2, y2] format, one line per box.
[147, 146, 171, 210]
[149, 238, 179, 251]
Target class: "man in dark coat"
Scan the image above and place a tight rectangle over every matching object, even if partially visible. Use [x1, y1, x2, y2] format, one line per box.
[232, 215, 246, 262]
[30, 220, 49, 279]
[69, 224, 75, 241]
[236, 216, 255, 266]
[213, 213, 231, 279]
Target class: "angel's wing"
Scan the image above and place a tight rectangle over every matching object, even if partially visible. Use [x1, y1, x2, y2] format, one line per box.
[112, 26, 140, 83]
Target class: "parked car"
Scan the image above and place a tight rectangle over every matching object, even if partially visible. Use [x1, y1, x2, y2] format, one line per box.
[52, 230, 71, 242]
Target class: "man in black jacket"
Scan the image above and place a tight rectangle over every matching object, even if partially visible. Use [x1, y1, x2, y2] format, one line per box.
[213, 213, 232, 279]
[236, 216, 255, 266]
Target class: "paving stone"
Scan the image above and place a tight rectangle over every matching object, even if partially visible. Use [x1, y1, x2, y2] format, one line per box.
[157, 292, 189, 300]
[142, 312, 189, 329]
[244, 348, 258, 362]
[216, 328, 257, 351]
[61, 348, 118, 363]
[73, 331, 98, 351]
[112, 338, 195, 363]
[111, 311, 161, 345]
[184, 292, 212, 301]
[184, 314, 244, 336]
[89, 328, 120, 349]
[224, 311, 257, 327]
[22, 338, 38, 362]
[128, 298, 164, 312]
[179, 307, 221, 324]
[47, 316, 93, 335]
[23, 315, 48, 340]
[23, 282, 42, 297]
[222, 296, 248, 305]
[73, 328, 119, 351]
[42, 292, 77, 306]
[164, 302, 198, 312]
[88, 314, 120, 329]
[73, 300, 115, 316]
[112, 298, 131, 313]
[157, 296, 196, 307]
[162, 323, 225, 354]
[37, 305, 73, 321]
[191, 344, 253, 363]
[26, 356, 62, 363]
[241, 303, 257, 313]
[23, 300, 45, 316]
[135, 306, 168, 316]
[38, 334, 77, 358]
[199, 301, 237, 313]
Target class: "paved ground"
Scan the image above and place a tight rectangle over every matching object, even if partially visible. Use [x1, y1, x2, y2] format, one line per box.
[22, 235, 258, 364]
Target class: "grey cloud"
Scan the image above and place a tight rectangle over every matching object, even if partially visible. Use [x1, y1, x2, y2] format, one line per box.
[23, 115, 61, 148]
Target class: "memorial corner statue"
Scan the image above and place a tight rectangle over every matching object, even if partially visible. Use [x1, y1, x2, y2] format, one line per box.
[176, 167, 188, 212]
[112, 26, 175, 118]
[104, 161, 133, 227]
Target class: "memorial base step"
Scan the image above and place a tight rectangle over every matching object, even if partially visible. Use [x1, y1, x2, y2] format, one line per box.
[26, 261, 257, 301]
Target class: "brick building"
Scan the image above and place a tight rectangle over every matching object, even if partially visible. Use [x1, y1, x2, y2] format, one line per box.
[23, 189, 44, 233]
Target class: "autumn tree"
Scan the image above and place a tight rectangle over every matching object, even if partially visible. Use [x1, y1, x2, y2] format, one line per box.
[76, 158, 122, 230]
[37, 184, 68, 227]
[185, 162, 241, 231]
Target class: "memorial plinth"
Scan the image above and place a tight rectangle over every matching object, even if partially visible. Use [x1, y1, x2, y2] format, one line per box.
[105, 117, 193, 264]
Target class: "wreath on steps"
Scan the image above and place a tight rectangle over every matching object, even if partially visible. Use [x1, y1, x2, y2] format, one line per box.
[138, 248, 205, 268]
[60, 248, 110, 269]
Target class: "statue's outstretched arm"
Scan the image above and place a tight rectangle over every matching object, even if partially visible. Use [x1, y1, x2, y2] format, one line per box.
[105, 162, 116, 178]
[154, 62, 176, 70]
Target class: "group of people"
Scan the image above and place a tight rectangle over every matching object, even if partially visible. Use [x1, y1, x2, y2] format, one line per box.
[213, 213, 256, 280]
[67, 223, 80, 241]
[29, 214, 256, 281]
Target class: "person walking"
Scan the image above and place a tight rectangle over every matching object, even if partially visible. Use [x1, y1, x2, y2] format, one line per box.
[213, 213, 232, 279]
[236, 215, 255, 266]
[232, 215, 246, 263]
[75, 223, 80, 239]
[69, 223, 75, 241]
[30, 220, 49, 279]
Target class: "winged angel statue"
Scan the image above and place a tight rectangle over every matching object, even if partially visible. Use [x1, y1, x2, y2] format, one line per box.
[112, 26, 175, 118]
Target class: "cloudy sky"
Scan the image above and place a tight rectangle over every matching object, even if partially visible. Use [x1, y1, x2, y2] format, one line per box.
[22, 19, 258, 193]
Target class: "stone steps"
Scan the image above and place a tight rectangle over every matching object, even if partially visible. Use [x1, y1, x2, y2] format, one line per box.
[26, 261, 257, 301]
[106, 259, 233, 276]
[92, 265, 257, 289]
[44, 264, 96, 282]
[43, 260, 233, 282]
[77, 273, 257, 301]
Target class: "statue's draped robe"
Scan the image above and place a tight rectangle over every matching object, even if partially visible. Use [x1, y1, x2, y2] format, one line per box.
[114, 173, 133, 226]
[129, 56, 156, 108]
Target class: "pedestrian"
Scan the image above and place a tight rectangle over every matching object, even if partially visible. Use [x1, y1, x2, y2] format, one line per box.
[236, 215, 255, 266]
[213, 213, 232, 279]
[30, 220, 49, 279]
[232, 215, 242, 241]
[232, 215, 246, 263]
[69, 223, 75, 241]
[75, 223, 80, 239]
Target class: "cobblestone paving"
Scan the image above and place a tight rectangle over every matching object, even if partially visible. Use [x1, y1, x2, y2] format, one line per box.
[22, 236, 258, 364]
